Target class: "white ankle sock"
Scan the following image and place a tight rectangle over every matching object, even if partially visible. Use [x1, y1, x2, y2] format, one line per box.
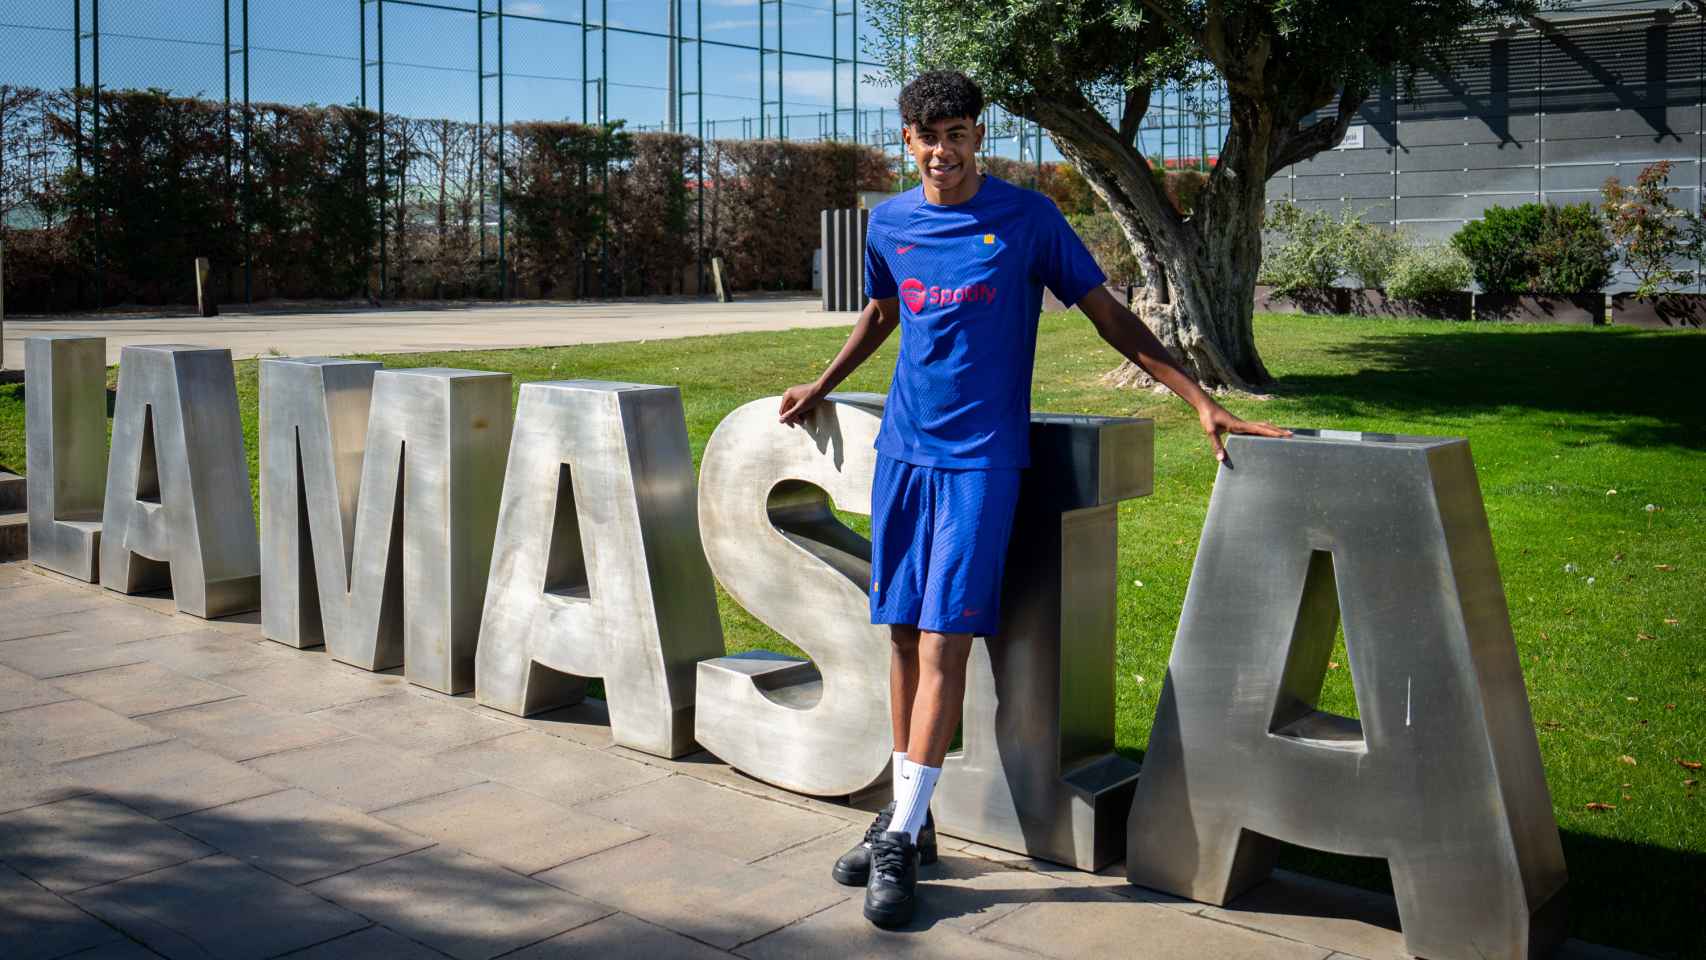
[887, 757, 941, 843]
[891, 751, 907, 789]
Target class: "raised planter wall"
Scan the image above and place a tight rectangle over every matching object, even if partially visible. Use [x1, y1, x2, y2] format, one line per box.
[1609, 293, 1706, 329]
[1345, 288, 1474, 322]
[1253, 285, 1351, 315]
[1474, 292, 1605, 325]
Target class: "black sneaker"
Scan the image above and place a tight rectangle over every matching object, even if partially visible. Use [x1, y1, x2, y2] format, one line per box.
[863, 831, 920, 928]
[831, 803, 937, 886]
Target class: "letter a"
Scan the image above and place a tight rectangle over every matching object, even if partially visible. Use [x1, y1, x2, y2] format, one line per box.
[100, 345, 260, 618]
[1127, 431, 1567, 960]
[476, 381, 724, 758]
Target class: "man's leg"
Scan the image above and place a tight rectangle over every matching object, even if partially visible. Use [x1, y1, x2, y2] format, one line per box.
[889, 624, 920, 778]
[906, 630, 972, 765]
[887, 629, 971, 840]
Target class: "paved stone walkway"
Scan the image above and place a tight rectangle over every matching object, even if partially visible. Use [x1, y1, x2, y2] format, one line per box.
[0, 562, 1641, 960]
[2, 296, 851, 367]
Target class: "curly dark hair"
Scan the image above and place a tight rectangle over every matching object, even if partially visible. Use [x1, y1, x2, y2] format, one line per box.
[898, 71, 984, 128]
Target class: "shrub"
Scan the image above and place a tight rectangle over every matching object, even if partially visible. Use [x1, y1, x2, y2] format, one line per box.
[1259, 201, 1351, 293]
[1386, 243, 1473, 301]
[1450, 203, 1544, 293]
[1533, 202, 1613, 294]
[1341, 223, 1412, 289]
[1601, 160, 1705, 297]
[1066, 210, 1142, 286]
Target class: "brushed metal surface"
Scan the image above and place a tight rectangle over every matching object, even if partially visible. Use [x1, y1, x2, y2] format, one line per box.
[258, 363, 511, 693]
[935, 414, 1153, 871]
[25, 335, 106, 582]
[476, 380, 724, 758]
[695, 393, 892, 797]
[259, 357, 381, 649]
[1126, 430, 1568, 960]
[99, 345, 260, 618]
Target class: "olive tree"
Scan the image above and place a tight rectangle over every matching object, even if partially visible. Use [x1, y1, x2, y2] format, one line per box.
[866, 0, 1538, 390]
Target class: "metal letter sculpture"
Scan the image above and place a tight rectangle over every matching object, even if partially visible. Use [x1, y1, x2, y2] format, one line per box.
[1126, 431, 1567, 960]
[259, 357, 381, 649]
[100, 345, 260, 618]
[259, 363, 512, 693]
[935, 413, 1152, 871]
[476, 381, 724, 758]
[25, 335, 107, 582]
[695, 394, 891, 796]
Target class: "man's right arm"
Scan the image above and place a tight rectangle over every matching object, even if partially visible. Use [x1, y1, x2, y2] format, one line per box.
[778, 297, 900, 425]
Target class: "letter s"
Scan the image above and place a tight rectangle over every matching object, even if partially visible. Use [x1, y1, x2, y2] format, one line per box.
[693, 394, 891, 796]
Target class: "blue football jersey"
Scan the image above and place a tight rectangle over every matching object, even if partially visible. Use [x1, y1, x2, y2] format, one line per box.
[864, 175, 1106, 469]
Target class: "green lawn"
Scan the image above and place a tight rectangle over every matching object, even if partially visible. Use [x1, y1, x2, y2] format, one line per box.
[0, 312, 1701, 957]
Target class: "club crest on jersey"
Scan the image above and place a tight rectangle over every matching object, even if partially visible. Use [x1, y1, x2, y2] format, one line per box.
[900, 277, 997, 311]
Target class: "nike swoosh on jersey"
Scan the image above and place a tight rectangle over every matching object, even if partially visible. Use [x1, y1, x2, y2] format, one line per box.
[896, 244, 917, 254]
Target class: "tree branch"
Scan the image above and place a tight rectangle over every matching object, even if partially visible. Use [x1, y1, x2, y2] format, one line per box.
[1268, 85, 1368, 172]
[1117, 85, 1150, 147]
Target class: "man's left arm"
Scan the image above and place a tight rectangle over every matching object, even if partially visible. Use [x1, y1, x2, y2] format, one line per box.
[1076, 286, 1291, 462]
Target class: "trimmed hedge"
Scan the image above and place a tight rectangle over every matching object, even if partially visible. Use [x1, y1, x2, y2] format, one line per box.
[0, 86, 891, 312]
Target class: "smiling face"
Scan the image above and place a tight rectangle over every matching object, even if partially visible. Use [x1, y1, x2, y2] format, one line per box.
[904, 116, 983, 200]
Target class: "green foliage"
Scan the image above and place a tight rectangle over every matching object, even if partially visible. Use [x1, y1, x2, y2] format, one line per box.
[1385, 243, 1473, 300]
[1067, 210, 1142, 285]
[1451, 203, 1546, 293]
[1340, 222, 1412, 290]
[1452, 202, 1613, 295]
[1601, 160, 1706, 298]
[1258, 202, 1352, 293]
[1534, 202, 1614, 295]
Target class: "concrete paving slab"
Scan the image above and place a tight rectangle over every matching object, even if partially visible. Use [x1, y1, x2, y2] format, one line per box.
[575, 774, 846, 863]
[0, 583, 111, 624]
[276, 925, 448, 959]
[601, 743, 885, 829]
[509, 912, 735, 960]
[69, 854, 368, 960]
[241, 736, 484, 812]
[0, 599, 198, 647]
[170, 788, 434, 885]
[308, 846, 613, 960]
[757, 832, 1107, 937]
[55, 940, 169, 959]
[313, 691, 521, 754]
[735, 896, 1042, 960]
[535, 835, 847, 950]
[138, 696, 348, 762]
[4, 296, 845, 366]
[0, 861, 124, 960]
[117, 627, 293, 680]
[0, 700, 171, 763]
[51, 662, 242, 718]
[431, 730, 668, 806]
[1201, 870, 1409, 960]
[0, 663, 72, 714]
[59, 740, 284, 819]
[0, 632, 149, 680]
[977, 897, 1335, 960]
[0, 754, 89, 814]
[210, 655, 405, 714]
[373, 781, 644, 875]
[497, 699, 617, 748]
[0, 794, 213, 893]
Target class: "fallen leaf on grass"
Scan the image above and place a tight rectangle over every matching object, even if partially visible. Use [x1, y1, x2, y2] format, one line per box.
[1637, 632, 1656, 642]
[1679, 759, 1704, 771]
[1619, 755, 1638, 766]
[1540, 631, 1551, 642]
[1585, 802, 1616, 812]
[1685, 779, 1698, 787]
[1328, 661, 1340, 670]
[1542, 720, 1565, 730]
[1623, 793, 1633, 801]
[1655, 564, 1676, 572]
[1664, 618, 1679, 626]
[1627, 696, 1640, 702]
[1666, 703, 1677, 711]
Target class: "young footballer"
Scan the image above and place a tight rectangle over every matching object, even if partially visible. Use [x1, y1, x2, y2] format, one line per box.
[777, 70, 1288, 928]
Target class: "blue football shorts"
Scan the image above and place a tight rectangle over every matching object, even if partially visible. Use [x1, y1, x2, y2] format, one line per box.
[869, 453, 1022, 636]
